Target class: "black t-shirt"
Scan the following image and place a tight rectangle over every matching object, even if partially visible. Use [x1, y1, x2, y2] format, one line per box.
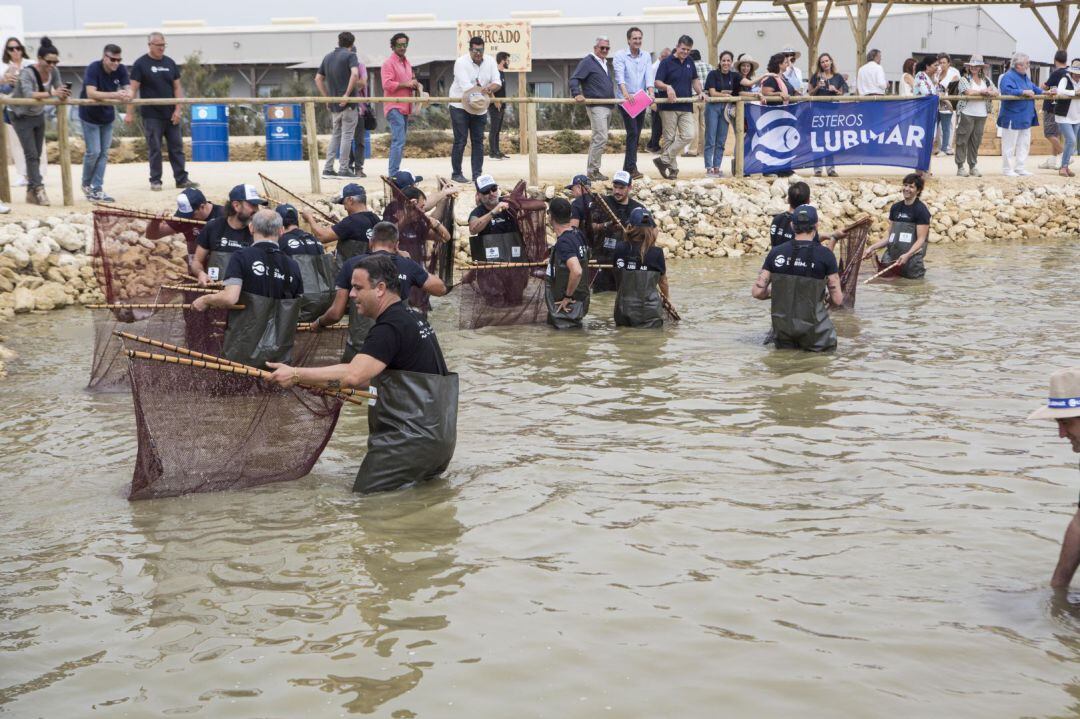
[604, 196, 645, 226]
[468, 203, 519, 237]
[763, 239, 839, 280]
[177, 203, 223, 223]
[335, 250, 429, 299]
[888, 199, 931, 225]
[278, 228, 324, 256]
[223, 242, 304, 298]
[570, 195, 592, 225]
[613, 241, 666, 274]
[762, 75, 796, 95]
[197, 216, 253, 253]
[130, 53, 181, 120]
[317, 47, 360, 112]
[359, 300, 447, 375]
[705, 69, 741, 94]
[332, 210, 380, 244]
[770, 212, 794, 247]
[553, 228, 588, 265]
[1045, 67, 1069, 112]
[494, 69, 507, 99]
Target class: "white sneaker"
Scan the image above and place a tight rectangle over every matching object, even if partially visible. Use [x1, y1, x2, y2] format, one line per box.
[0, 202, 9, 214]
[13, 175, 27, 187]
[1038, 158, 1058, 169]
[1002, 170, 1018, 177]
[1016, 168, 1033, 177]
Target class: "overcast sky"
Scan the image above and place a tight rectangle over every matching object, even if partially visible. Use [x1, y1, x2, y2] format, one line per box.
[11, 0, 1080, 60]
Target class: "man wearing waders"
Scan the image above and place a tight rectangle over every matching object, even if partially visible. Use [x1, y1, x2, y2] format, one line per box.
[267, 254, 458, 494]
[274, 204, 337, 322]
[304, 183, 381, 263]
[862, 173, 931, 279]
[191, 184, 264, 285]
[313, 221, 447, 361]
[592, 170, 646, 293]
[1028, 367, 1080, 588]
[545, 197, 590, 329]
[191, 209, 304, 368]
[751, 204, 844, 352]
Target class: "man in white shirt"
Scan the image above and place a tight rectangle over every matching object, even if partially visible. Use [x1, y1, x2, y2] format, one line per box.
[613, 27, 654, 179]
[856, 48, 888, 96]
[449, 36, 502, 183]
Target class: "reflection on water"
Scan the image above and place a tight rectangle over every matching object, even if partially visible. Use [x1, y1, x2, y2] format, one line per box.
[2, 238, 1080, 716]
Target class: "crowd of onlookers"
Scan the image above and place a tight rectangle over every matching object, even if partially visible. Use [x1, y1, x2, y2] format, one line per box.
[0, 28, 1076, 210]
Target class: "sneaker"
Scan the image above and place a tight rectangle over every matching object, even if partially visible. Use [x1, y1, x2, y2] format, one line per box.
[957, 166, 969, 177]
[944, 149, 953, 156]
[176, 179, 199, 189]
[970, 166, 982, 177]
[1038, 158, 1058, 169]
[150, 182, 163, 191]
[1002, 170, 1018, 177]
[83, 185, 95, 201]
[93, 190, 116, 202]
[630, 171, 644, 180]
[827, 168, 839, 177]
[1016, 168, 1033, 177]
[321, 169, 338, 179]
[587, 172, 608, 182]
[652, 157, 671, 179]
[14, 175, 27, 187]
[497, 153, 511, 159]
[813, 169, 822, 177]
[450, 173, 469, 183]
[337, 169, 357, 178]
[356, 167, 367, 178]
[28, 186, 50, 206]
[0, 202, 10, 214]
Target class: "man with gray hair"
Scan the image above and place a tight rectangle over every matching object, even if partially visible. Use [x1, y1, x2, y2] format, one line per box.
[126, 32, 197, 192]
[571, 36, 617, 181]
[856, 48, 887, 96]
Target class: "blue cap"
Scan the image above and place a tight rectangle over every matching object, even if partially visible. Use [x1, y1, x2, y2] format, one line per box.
[335, 183, 367, 204]
[628, 207, 655, 227]
[175, 188, 207, 218]
[792, 204, 818, 230]
[227, 184, 267, 205]
[390, 170, 422, 188]
[275, 203, 299, 225]
[565, 174, 590, 190]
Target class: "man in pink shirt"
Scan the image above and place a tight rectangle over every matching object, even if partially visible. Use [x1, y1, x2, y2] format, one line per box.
[381, 32, 419, 177]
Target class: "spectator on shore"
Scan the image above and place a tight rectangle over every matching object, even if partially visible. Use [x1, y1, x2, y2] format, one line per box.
[760, 52, 796, 101]
[1052, 60, 1080, 178]
[704, 50, 740, 177]
[316, 32, 362, 180]
[689, 49, 712, 157]
[899, 58, 916, 96]
[79, 43, 130, 202]
[613, 27, 653, 180]
[571, 36, 616, 181]
[448, 36, 501, 183]
[935, 53, 960, 156]
[10, 36, 68, 206]
[1040, 50, 1069, 170]
[954, 55, 996, 177]
[488, 52, 510, 160]
[653, 35, 703, 180]
[646, 47, 670, 153]
[382, 33, 419, 179]
[345, 44, 369, 178]
[912, 55, 939, 97]
[808, 52, 848, 177]
[856, 48, 887, 96]
[736, 54, 763, 93]
[998, 52, 1046, 177]
[780, 46, 804, 93]
[126, 32, 197, 192]
[1, 37, 33, 195]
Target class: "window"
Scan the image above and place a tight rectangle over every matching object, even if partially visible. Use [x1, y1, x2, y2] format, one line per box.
[528, 81, 553, 98]
[257, 85, 279, 98]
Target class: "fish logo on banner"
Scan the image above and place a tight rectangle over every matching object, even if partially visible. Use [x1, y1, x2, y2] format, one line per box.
[751, 109, 800, 167]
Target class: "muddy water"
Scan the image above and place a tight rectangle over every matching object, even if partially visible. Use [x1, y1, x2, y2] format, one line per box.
[1, 239, 1079, 717]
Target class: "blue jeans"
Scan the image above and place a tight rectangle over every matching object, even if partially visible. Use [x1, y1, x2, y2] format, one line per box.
[449, 106, 486, 178]
[937, 111, 953, 152]
[1060, 122, 1077, 168]
[81, 120, 113, 191]
[386, 109, 408, 177]
[703, 103, 730, 169]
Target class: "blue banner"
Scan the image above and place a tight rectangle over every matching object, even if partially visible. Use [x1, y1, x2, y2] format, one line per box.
[743, 96, 937, 175]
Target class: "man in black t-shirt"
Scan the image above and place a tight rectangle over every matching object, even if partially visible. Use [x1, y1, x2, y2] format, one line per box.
[304, 183, 380, 261]
[863, 173, 931, 279]
[567, 174, 593, 231]
[125, 32, 196, 192]
[276, 204, 323, 257]
[192, 184, 265, 284]
[144, 188, 223, 255]
[467, 174, 519, 242]
[752, 204, 843, 352]
[1041, 50, 1069, 169]
[488, 52, 510, 159]
[546, 197, 590, 328]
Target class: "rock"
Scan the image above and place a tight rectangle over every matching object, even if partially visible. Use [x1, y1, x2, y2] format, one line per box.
[2, 244, 29, 269]
[11, 287, 34, 313]
[30, 282, 70, 311]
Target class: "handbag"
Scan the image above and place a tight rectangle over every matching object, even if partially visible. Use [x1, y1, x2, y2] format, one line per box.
[363, 104, 377, 131]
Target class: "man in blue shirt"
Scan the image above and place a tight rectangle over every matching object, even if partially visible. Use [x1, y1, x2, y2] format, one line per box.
[79, 44, 130, 202]
[570, 36, 616, 181]
[653, 35, 704, 180]
[613, 27, 654, 180]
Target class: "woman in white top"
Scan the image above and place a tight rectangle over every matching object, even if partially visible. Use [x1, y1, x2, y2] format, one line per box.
[0, 36, 39, 190]
[954, 55, 997, 177]
[899, 58, 916, 97]
[1054, 60, 1080, 177]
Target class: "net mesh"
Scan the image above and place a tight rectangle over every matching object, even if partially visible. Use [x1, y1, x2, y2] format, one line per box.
[835, 215, 872, 310]
[382, 179, 454, 315]
[92, 208, 196, 303]
[456, 181, 550, 330]
[258, 173, 342, 235]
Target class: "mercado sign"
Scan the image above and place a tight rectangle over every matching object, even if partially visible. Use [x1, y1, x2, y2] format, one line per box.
[456, 20, 532, 72]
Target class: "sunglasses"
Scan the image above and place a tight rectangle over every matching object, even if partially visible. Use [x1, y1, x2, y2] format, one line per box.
[394, 42, 408, 48]
[597, 47, 611, 52]
[481, 187, 498, 195]
[149, 42, 166, 48]
[6, 45, 22, 52]
[469, 47, 484, 53]
[45, 59, 59, 65]
[105, 55, 122, 62]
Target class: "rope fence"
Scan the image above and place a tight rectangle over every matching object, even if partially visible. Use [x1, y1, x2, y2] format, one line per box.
[0, 93, 1031, 206]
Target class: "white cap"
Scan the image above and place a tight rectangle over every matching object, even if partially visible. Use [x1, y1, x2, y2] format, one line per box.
[475, 174, 498, 192]
[176, 193, 194, 215]
[612, 170, 632, 186]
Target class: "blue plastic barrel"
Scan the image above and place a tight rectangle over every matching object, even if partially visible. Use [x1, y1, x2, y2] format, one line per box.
[264, 104, 302, 161]
[191, 104, 229, 162]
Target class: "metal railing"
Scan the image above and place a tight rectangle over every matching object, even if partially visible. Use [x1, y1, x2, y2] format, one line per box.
[0, 93, 1023, 207]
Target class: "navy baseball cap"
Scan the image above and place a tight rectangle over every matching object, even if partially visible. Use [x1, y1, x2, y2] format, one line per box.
[227, 184, 267, 205]
[175, 188, 207, 218]
[390, 170, 422, 188]
[275, 203, 299, 225]
[565, 174, 590, 190]
[792, 204, 819, 230]
[335, 183, 367, 204]
[628, 207, 655, 227]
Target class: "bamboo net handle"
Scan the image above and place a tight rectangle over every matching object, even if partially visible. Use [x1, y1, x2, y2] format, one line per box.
[461, 262, 614, 270]
[296, 322, 349, 332]
[93, 203, 209, 225]
[86, 302, 244, 310]
[863, 261, 901, 285]
[159, 284, 217, 293]
[259, 173, 335, 223]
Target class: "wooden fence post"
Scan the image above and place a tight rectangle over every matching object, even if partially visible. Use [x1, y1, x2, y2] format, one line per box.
[734, 98, 745, 177]
[527, 100, 538, 187]
[56, 103, 73, 206]
[0, 103, 9, 204]
[304, 101, 321, 195]
[518, 72, 527, 155]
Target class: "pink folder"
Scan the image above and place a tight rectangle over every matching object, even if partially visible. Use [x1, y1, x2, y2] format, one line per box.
[621, 90, 654, 119]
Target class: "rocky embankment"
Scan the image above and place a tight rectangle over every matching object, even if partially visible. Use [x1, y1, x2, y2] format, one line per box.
[1, 177, 1077, 376]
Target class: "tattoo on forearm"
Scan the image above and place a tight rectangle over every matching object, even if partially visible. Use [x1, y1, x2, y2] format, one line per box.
[327, 379, 341, 390]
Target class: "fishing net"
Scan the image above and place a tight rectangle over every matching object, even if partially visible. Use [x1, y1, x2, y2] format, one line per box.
[259, 173, 342, 234]
[457, 181, 550, 330]
[92, 208, 196, 303]
[835, 215, 872, 310]
[382, 178, 454, 315]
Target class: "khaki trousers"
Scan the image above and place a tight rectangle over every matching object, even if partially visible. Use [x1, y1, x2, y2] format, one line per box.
[660, 111, 695, 171]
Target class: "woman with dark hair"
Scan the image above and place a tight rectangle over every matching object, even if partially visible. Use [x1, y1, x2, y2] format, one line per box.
[703, 50, 741, 177]
[735, 54, 763, 94]
[612, 207, 668, 328]
[1, 36, 29, 194]
[760, 53, 795, 101]
[912, 55, 940, 98]
[808, 53, 848, 177]
[900, 58, 916, 96]
[10, 36, 69, 206]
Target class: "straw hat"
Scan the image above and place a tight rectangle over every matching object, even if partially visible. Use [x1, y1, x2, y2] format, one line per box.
[737, 53, 760, 74]
[781, 46, 801, 60]
[462, 86, 490, 116]
[1028, 367, 1080, 420]
[414, 88, 430, 111]
[964, 55, 987, 68]
[1069, 60, 1080, 76]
